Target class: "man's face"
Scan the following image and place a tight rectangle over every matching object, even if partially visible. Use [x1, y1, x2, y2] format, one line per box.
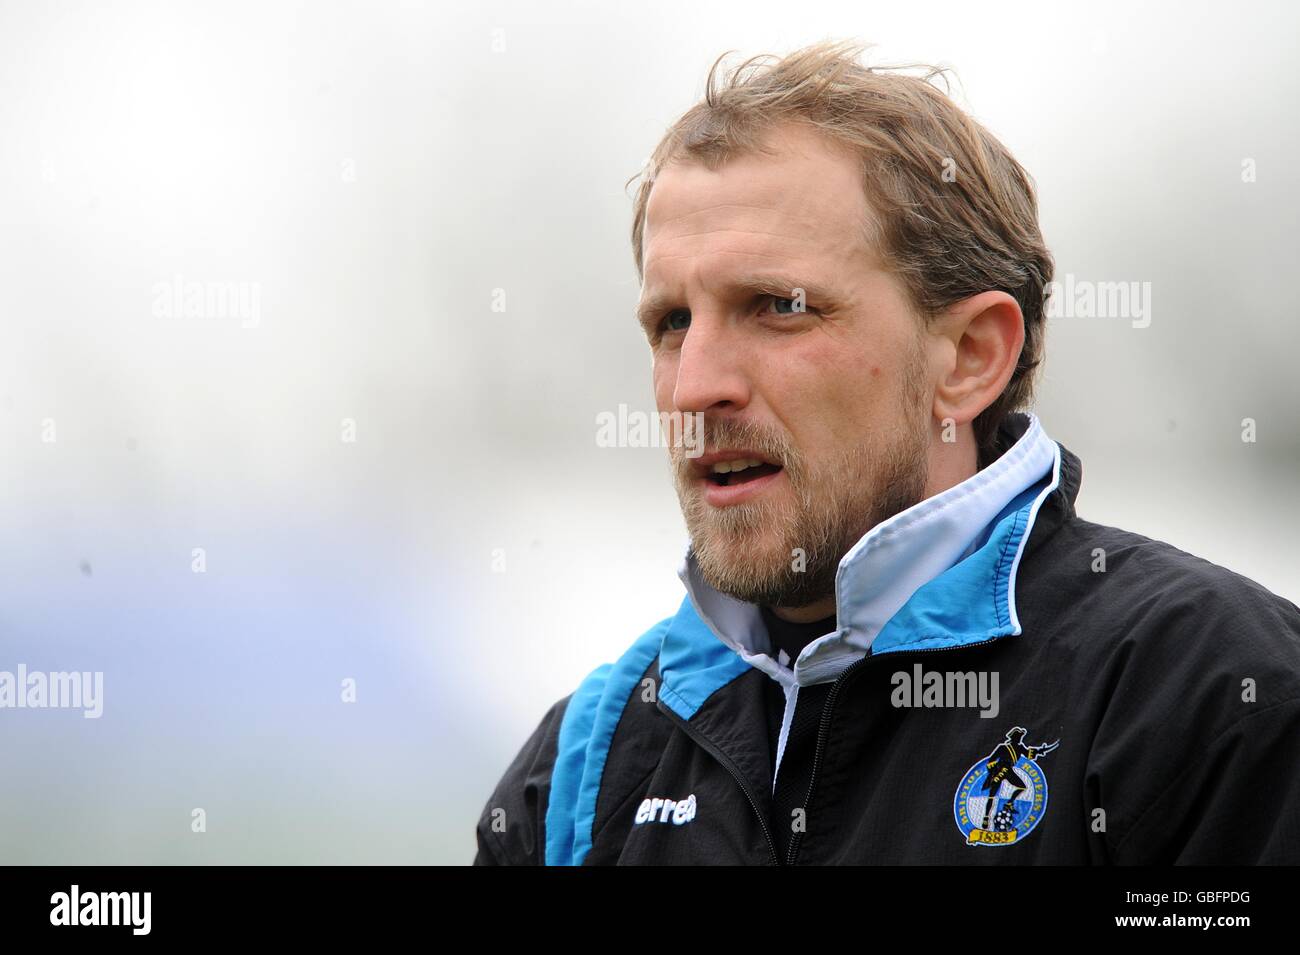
[637, 122, 937, 611]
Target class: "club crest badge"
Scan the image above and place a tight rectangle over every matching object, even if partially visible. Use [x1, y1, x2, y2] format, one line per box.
[953, 726, 1059, 847]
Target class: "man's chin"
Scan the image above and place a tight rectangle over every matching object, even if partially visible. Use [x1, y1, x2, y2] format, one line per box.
[692, 544, 834, 609]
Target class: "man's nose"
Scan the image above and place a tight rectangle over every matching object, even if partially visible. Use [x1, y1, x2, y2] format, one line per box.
[671, 315, 751, 414]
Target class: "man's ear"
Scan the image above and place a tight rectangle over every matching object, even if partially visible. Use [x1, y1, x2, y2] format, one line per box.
[929, 290, 1024, 427]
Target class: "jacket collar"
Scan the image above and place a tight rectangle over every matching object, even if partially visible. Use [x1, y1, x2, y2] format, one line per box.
[659, 413, 1063, 714]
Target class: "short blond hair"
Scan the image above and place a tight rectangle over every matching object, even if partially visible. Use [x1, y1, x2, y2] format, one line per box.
[628, 39, 1053, 459]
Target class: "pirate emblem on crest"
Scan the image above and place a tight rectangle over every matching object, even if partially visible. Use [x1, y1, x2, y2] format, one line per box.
[953, 726, 1059, 847]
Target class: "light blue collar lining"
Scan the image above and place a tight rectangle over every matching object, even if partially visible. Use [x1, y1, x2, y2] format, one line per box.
[674, 413, 1061, 690]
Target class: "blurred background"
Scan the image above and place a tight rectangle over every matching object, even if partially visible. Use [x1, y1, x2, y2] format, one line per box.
[0, 0, 1295, 863]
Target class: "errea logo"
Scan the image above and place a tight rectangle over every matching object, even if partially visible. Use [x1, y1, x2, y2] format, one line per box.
[634, 793, 697, 826]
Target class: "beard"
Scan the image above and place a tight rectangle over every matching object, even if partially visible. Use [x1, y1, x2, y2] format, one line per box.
[668, 347, 932, 611]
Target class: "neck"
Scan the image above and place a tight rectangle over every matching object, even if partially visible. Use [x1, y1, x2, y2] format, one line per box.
[764, 600, 837, 623]
[767, 597, 837, 624]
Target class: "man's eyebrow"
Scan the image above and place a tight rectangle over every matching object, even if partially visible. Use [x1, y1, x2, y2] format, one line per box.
[635, 273, 840, 330]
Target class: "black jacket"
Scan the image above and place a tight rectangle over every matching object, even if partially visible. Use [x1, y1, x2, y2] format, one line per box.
[473, 414, 1300, 864]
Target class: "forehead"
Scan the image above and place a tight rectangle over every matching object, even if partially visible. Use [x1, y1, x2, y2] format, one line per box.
[641, 123, 873, 287]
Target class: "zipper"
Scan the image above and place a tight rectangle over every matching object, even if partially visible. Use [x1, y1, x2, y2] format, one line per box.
[784, 635, 1007, 865]
[656, 698, 782, 866]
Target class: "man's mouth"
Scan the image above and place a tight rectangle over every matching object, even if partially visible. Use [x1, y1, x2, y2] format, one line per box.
[686, 446, 785, 496]
[706, 458, 783, 487]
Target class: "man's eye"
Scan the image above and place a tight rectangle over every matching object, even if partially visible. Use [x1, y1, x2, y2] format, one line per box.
[763, 295, 806, 316]
[661, 309, 691, 333]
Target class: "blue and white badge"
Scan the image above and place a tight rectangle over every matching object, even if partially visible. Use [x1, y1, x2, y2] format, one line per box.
[953, 726, 1058, 847]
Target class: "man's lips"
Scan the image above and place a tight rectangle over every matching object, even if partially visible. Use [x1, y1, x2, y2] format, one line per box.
[686, 450, 786, 506]
[687, 449, 782, 479]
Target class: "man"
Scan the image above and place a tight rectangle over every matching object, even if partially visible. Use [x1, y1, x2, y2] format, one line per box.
[473, 40, 1300, 865]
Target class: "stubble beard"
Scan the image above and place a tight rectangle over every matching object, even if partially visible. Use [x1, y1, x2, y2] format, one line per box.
[669, 366, 932, 611]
